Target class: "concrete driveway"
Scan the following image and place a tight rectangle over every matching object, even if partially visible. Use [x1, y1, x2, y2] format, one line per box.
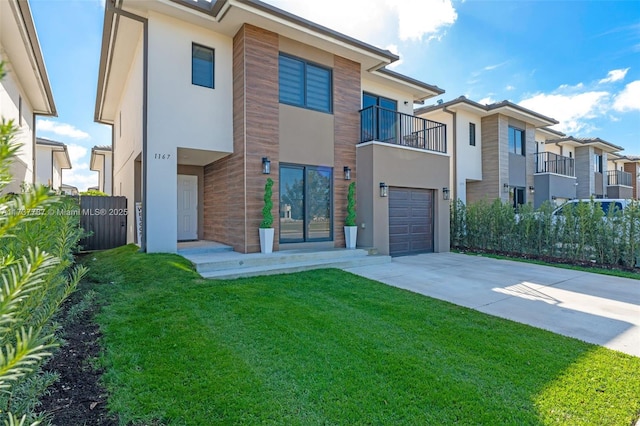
[345, 252, 640, 357]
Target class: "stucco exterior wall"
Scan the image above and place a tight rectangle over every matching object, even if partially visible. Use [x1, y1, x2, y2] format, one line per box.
[113, 35, 144, 244]
[144, 11, 234, 252]
[361, 79, 414, 116]
[0, 48, 35, 193]
[356, 142, 450, 255]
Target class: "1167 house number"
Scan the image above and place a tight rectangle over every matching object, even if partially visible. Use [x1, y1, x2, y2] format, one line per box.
[154, 153, 171, 160]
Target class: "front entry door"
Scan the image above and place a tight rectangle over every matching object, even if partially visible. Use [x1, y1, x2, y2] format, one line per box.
[177, 174, 198, 241]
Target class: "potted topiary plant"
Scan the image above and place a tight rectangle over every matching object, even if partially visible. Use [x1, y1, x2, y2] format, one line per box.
[259, 177, 274, 253]
[344, 181, 357, 249]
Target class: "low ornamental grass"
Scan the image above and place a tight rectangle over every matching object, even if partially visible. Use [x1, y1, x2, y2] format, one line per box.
[451, 198, 640, 270]
[88, 245, 640, 425]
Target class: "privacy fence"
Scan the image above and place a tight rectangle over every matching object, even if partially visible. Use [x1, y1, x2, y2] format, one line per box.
[450, 199, 640, 269]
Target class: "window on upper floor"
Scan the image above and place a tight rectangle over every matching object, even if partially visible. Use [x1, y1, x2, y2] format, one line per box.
[508, 126, 525, 155]
[594, 154, 603, 173]
[279, 53, 332, 113]
[192, 43, 214, 89]
[469, 123, 476, 146]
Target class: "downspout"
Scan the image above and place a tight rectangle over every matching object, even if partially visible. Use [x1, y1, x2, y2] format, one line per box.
[106, 0, 148, 251]
[32, 113, 37, 185]
[442, 107, 456, 201]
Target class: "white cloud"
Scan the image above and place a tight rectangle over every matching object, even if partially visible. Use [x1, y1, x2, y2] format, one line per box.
[63, 168, 98, 192]
[66, 144, 88, 164]
[613, 80, 640, 112]
[477, 96, 496, 105]
[598, 68, 630, 84]
[37, 119, 90, 140]
[483, 61, 509, 71]
[519, 91, 609, 134]
[505, 85, 515, 91]
[393, 0, 457, 42]
[266, 0, 456, 48]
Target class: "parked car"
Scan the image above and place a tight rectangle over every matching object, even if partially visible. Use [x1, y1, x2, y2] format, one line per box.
[552, 199, 635, 217]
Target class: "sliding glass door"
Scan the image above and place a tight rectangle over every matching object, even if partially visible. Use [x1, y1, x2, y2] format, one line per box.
[280, 164, 332, 243]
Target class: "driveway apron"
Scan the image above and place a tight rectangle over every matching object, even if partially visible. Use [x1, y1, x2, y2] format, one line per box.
[345, 252, 640, 357]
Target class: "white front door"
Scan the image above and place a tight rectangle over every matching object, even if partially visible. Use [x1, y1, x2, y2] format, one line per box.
[177, 174, 198, 241]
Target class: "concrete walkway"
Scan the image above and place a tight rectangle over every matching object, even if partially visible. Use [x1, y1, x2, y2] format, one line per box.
[345, 252, 640, 357]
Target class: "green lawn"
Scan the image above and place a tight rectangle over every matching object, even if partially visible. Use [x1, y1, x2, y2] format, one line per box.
[88, 245, 640, 425]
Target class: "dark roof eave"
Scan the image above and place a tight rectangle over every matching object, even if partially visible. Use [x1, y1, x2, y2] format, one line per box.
[415, 96, 559, 125]
[375, 68, 444, 97]
[16, 0, 57, 116]
[169, 0, 398, 63]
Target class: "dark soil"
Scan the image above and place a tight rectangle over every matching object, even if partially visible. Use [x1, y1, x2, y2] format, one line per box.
[38, 285, 118, 426]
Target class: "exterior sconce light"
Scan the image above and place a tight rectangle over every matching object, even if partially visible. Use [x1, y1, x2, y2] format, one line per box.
[379, 182, 389, 197]
[344, 166, 351, 180]
[262, 157, 271, 174]
[442, 187, 450, 200]
[503, 183, 509, 192]
[529, 186, 535, 194]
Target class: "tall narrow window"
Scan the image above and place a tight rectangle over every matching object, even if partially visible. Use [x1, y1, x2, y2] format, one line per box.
[192, 43, 214, 89]
[508, 126, 525, 155]
[469, 122, 476, 146]
[594, 154, 603, 173]
[18, 96, 22, 127]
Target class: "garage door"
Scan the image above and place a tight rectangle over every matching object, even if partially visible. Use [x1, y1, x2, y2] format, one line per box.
[389, 188, 434, 256]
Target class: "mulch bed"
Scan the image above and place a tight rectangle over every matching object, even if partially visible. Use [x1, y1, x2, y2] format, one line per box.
[38, 286, 118, 426]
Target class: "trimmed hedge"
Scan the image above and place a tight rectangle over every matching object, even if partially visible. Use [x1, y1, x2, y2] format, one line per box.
[451, 198, 640, 269]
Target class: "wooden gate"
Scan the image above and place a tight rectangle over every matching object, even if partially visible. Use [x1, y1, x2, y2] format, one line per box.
[79, 196, 127, 251]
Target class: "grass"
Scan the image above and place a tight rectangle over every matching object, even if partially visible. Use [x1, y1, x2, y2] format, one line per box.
[456, 249, 640, 280]
[87, 245, 640, 425]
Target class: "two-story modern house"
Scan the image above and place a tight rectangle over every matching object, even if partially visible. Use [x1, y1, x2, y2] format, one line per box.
[531, 127, 578, 207]
[95, 0, 450, 256]
[0, 0, 57, 193]
[544, 137, 625, 200]
[35, 137, 71, 191]
[90, 145, 113, 195]
[415, 96, 558, 208]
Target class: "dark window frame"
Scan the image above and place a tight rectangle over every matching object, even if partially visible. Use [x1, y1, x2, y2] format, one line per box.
[278, 53, 333, 114]
[508, 126, 525, 156]
[594, 154, 603, 173]
[192, 43, 215, 89]
[279, 163, 334, 244]
[469, 122, 476, 146]
[18, 96, 22, 127]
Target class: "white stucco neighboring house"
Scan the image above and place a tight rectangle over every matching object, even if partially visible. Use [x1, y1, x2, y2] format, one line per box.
[90, 145, 113, 195]
[35, 137, 71, 191]
[0, 0, 57, 193]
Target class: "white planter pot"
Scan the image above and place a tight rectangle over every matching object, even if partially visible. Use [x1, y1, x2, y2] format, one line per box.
[344, 225, 357, 249]
[259, 228, 274, 254]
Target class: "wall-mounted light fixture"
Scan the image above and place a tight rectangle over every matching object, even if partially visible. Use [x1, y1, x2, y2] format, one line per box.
[262, 157, 271, 174]
[442, 187, 450, 200]
[343, 166, 351, 180]
[503, 183, 509, 193]
[529, 185, 535, 194]
[379, 182, 388, 197]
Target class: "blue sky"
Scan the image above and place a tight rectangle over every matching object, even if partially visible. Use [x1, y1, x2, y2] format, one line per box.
[30, 0, 640, 191]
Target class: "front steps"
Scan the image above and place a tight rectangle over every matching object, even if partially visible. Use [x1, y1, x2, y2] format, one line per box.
[178, 245, 391, 280]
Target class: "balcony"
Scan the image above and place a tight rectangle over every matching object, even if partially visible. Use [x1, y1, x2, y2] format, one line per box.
[607, 170, 632, 187]
[359, 105, 446, 154]
[535, 152, 575, 177]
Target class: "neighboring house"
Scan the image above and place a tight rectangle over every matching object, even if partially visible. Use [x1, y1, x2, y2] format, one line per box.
[90, 145, 113, 195]
[544, 137, 626, 200]
[415, 96, 558, 208]
[0, 0, 57, 193]
[621, 156, 640, 199]
[60, 183, 78, 196]
[94, 0, 450, 256]
[532, 127, 576, 207]
[35, 137, 71, 191]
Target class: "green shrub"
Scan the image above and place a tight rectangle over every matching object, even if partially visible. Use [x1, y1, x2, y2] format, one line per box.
[345, 182, 356, 226]
[450, 197, 640, 270]
[0, 60, 87, 425]
[260, 177, 274, 229]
